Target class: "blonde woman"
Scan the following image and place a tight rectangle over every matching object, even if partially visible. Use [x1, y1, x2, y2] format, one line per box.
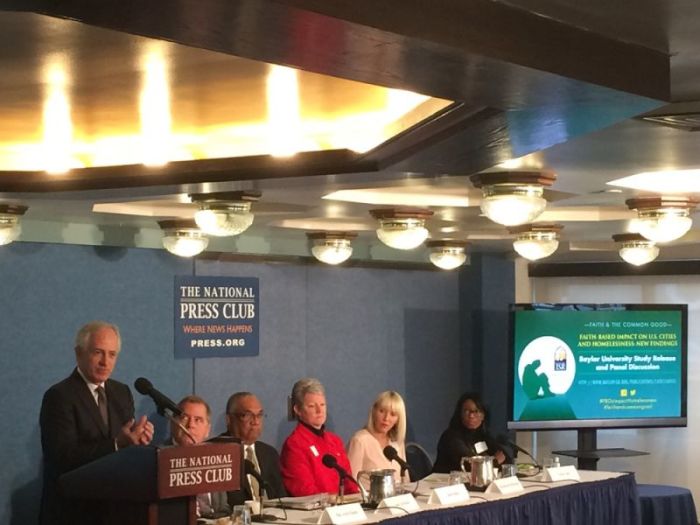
[347, 391, 407, 482]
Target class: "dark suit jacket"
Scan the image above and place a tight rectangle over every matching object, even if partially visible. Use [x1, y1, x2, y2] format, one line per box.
[220, 433, 286, 506]
[39, 368, 135, 525]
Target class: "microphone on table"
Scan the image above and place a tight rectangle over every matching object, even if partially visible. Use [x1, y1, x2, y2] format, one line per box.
[134, 377, 195, 443]
[321, 454, 365, 503]
[244, 460, 279, 522]
[383, 445, 413, 479]
[496, 434, 542, 475]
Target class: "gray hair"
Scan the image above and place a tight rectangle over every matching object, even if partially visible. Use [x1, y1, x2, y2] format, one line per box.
[226, 391, 255, 415]
[75, 321, 121, 352]
[291, 378, 325, 408]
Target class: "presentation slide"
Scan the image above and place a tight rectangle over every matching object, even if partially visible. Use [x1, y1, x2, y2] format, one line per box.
[512, 308, 683, 423]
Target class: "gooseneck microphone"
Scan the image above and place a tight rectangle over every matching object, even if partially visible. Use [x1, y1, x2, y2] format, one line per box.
[321, 454, 350, 479]
[244, 459, 269, 496]
[134, 377, 182, 417]
[321, 454, 365, 504]
[496, 434, 541, 475]
[134, 377, 195, 443]
[383, 445, 412, 478]
[244, 460, 279, 522]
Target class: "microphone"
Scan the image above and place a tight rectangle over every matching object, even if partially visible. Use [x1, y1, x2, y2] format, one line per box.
[244, 459, 268, 495]
[134, 377, 182, 417]
[383, 445, 412, 477]
[321, 454, 350, 479]
[321, 454, 365, 504]
[244, 460, 279, 522]
[497, 435, 541, 472]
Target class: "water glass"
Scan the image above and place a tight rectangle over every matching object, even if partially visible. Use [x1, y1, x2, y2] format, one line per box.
[501, 464, 518, 478]
[231, 504, 251, 525]
[448, 470, 466, 485]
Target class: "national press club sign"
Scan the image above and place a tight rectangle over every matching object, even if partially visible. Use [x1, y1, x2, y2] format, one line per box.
[174, 276, 259, 358]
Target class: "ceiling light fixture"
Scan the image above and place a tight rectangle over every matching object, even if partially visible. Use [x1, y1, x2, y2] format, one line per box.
[158, 219, 209, 257]
[425, 240, 469, 270]
[626, 197, 696, 243]
[0, 204, 28, 246]
[613, 233, 659, 266]
[470, 170, 556, 226]
[190, 191, 261, 237]
[369, 208, 433, 250]
[509, 223, 563, 261]
[307, 232, 357, 265]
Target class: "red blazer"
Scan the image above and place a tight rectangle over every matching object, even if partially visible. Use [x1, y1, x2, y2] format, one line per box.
[280, 423, 359, 496]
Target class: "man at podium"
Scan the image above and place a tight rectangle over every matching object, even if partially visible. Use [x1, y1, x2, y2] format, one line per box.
[39, 321, 154, 525]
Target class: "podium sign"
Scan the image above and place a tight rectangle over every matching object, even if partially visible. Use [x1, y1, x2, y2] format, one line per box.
[158, 442, 242, 499]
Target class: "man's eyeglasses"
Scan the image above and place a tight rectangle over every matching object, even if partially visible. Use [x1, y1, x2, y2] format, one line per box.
[234, 411, 266, 422]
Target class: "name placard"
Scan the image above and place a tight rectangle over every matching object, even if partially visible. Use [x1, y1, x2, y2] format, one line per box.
[317, 503, 367, 525]
[427, 483, 470, 505]
[542, 465, 580, 482]
[485, 476, 524, 495]
[376, 493, 420, 515]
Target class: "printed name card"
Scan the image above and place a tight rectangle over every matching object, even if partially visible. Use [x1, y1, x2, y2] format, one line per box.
[485, 476, 524, 495]
[317, 503, 367, 525]
[376, 493, 420, 515]
[428, 483, 470, 505]
[542, 465, 581, 482]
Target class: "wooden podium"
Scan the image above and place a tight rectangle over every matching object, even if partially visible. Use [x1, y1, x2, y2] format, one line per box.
[60, 441, 242, 525]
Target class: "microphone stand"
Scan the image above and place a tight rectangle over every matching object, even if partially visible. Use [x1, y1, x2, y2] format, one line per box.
[337, 473, 346, 505]
[159, 406, 196, 444]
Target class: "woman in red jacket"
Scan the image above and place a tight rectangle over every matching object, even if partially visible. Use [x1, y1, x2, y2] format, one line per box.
[280, 378, 359, 497]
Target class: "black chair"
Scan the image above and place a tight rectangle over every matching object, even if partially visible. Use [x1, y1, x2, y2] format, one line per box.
[405, 442, 433, 481]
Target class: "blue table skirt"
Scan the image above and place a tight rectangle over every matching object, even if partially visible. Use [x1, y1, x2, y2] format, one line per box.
[637, 484, 698, 525]
[383, 474, 640, 525]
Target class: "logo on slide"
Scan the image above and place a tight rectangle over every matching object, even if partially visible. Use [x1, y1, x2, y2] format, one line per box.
[518, 336, 576, 400]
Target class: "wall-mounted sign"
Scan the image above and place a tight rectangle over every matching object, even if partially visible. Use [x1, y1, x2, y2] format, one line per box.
[174, 276, 259, 358]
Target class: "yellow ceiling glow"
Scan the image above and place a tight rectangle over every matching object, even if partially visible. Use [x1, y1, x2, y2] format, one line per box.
[0, 55, 451, 171]
[42, 58, 80, 174]
[139, 44, 172, 167]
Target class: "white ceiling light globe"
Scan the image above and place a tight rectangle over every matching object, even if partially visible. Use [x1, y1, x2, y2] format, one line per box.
[480, 185, 547, 226]
[619, 242, 659, 266]
[376, 219, 428, 250]
[311, 240, 353, 265]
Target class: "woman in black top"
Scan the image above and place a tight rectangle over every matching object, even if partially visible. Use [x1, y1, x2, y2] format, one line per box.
[432, 392, 508, 472]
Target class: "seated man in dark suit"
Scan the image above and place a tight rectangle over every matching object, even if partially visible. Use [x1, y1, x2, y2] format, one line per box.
[222, 392, 286, 505]
[39, 321, 154, 525]
[169, 395, 231, 519]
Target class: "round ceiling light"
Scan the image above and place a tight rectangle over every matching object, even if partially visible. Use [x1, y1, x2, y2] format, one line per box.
[426, 240, 469, 270]
[190, 191, 261, 237]
[158, 220, 209, 258]
[370, 208, 433, 250]
[626, 197, 696, 243]
[0, 204, 28, 246]
[509, 223, 563, 261]
[307, 232, 357, 265]
[613, 233, 659, 266]
[470, 170, 556, 226]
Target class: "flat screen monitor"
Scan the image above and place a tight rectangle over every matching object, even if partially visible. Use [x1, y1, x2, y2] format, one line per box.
[508, 303, 687, 430]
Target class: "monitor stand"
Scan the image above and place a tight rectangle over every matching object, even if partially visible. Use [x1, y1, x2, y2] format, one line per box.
[552, 429, 649, 470]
